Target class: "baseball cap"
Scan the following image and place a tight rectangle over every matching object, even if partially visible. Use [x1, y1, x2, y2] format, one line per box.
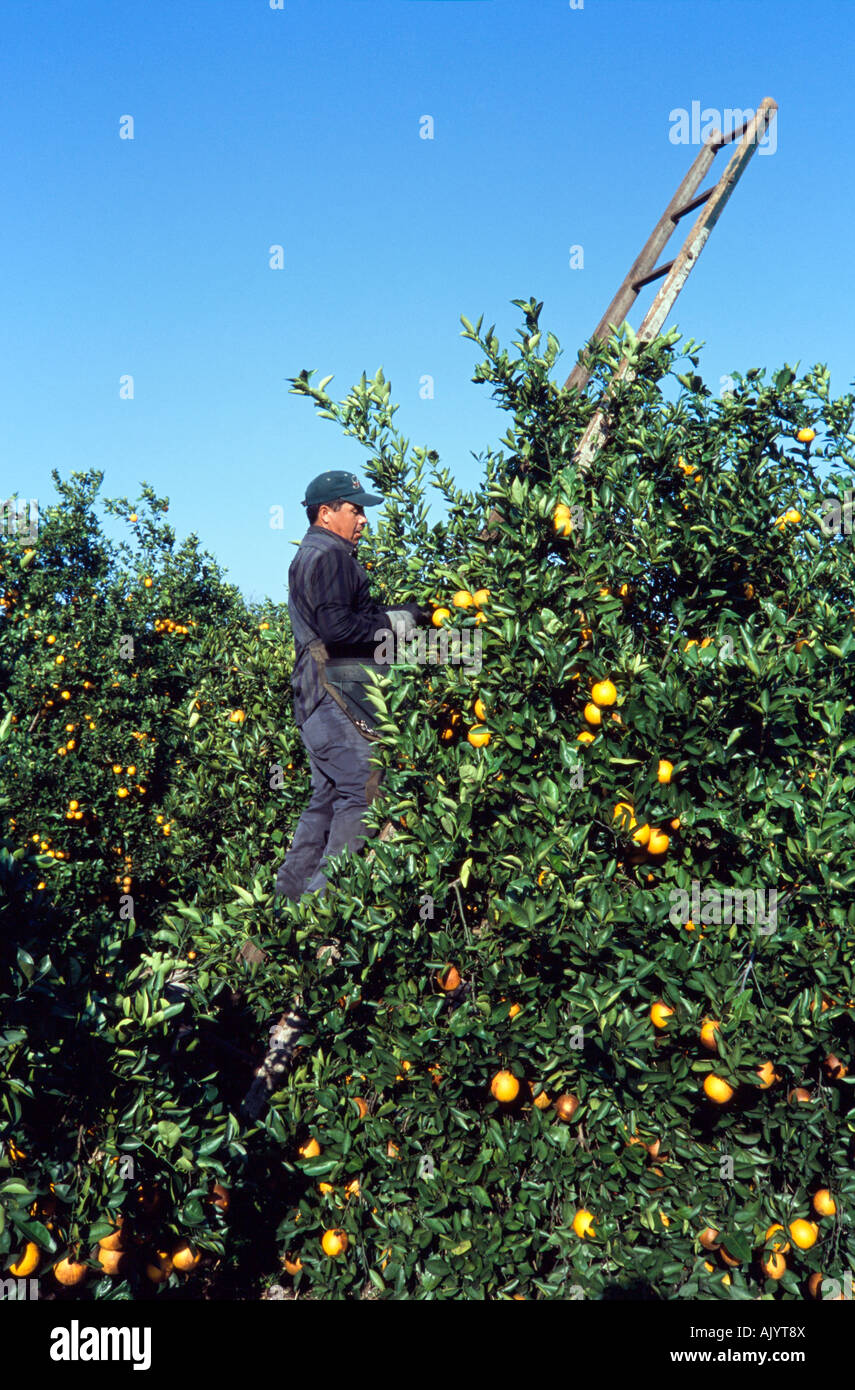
[301, 470, 384, 508]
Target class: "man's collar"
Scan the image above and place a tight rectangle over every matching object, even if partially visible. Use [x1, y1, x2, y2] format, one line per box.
[307, 524, 356, 555]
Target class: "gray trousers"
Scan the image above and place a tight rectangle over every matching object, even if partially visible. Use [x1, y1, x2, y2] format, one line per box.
[274, 693, 382, 902]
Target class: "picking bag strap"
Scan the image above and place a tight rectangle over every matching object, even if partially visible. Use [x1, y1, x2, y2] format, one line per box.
[306, 637, 381, 743]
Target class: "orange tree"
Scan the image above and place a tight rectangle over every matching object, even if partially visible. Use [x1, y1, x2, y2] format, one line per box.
[2, 301, 855, 1300]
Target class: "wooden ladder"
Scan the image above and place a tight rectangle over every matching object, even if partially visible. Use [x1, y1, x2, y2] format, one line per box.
[567, 96, 778, 473]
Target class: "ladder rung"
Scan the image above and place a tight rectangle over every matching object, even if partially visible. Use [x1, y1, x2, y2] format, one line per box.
[632, 259, 675, 292]
[671, 187, 714, 222]
[711, 117, 754, 149]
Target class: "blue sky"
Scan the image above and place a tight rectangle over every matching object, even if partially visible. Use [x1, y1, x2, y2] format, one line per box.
[3, 0, 852, 605]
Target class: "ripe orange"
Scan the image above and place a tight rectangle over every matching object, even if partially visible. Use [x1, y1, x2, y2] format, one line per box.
[10, 1241, 40, 1277]
[591, 679, 617, 707]
[650, 1001, 674, 1029]
[571, 1209, 595, 1239]
[657, 759, 674, 784]
[211, 1182, 230, 1211]
[765, 1224, 790, 1253]
[452, 590, 475, 608]
[299, 1137, 321, 1158]
[436, 964, 461, 991]
[554, 1093, 579, 1122]
[467, 725, 491, 747]
[352, 1097, 369, 1119]
[700, 1018, 720, 1051]
[647, 829, 670, 855]
[703, 1075, 734, 1104]
[613, 801, 636, 830]
[788, 1219, 819, 1250]
[98, 1220, 125, 1252]
[583, 702, 602, 726]
[577, 730, 595, 744]
[490, 1070, 520, 1103]
[473, 697, 487, 722]
[508, 1002, 521, 1019]
[823, 1052, 848, 1080]
[97, 1246, 126, 1276]
[720, 1245, 741, 1267]
[807, 1271, 826, 1299]
[812, 1189, 836, 1218]
[553, 504, 573, 537]
[172, 1240, 201, 1271]
[796, 427, 815, 443]
[755, 1061, 779, 1089]
[532, 1088, 551, 1110]
[698, 1227, 720, 1250]
[763, 1251, 786, 1280]
[321, 1229, 348, 1258]
[631, 823, 651, 847]
[788, 1087, 812, 1105]
[54, 1256, 87, 1286]
[472, 589, 490, 607]
[283, 1254, 303, 1276]
[431, 607, 451, 627]
[145, 1250, 173, 1283]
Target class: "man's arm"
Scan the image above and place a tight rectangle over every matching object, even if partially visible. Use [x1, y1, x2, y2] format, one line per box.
[308, 547, 401, 646]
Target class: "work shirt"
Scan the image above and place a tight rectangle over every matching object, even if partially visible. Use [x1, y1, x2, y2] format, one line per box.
[287, 525, 397, 728]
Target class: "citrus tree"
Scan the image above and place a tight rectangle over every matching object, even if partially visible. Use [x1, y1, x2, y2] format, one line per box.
[2, 301, 854, 1301]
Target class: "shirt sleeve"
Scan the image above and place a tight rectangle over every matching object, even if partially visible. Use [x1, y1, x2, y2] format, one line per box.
[307, 546, 392, 646]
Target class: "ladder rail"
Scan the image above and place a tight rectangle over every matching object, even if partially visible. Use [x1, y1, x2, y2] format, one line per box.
[572, 98, 777, 475]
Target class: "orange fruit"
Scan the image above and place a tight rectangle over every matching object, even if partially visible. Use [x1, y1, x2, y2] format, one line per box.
[763, 1251, 786, 1280]
[613, 801, 636, 830]
[283, 1254, 303, 1276]
[796, 427, 815, 443]
[532, 1089, 551, 1110]
[508, 1002, 521, 1019]
[53, 1256, 87, 1286]
[807, 1271, 826, 1299]
[554, 1093, 579, 1122]
[650, 1001, 674, 1029]
[571, 1209, 595, 1239]
[344, 1179, 360, 1199]
[351, 1097, 369, 1119]
[788, 1087, 812, 1105]
[452, 590, 475, 609]
[467, 726, 491, 747]
[700, 1018, 721, 1051]
[631, 823, 651, 847]
[473, 697, 487, 721]
[553, 504, 573, 537]
[755, 1061, 779, 1089]
[145, 1250, 173, 1283]
[583, 702, 602, 726]
[591, 679, 617, 707]
[765, 1223, 791, 1253]
[698, 1227, 720, 1251]
[704, 1075, 734, 1104]
[321, 1228, 348, 1258]
[472, 589, 490, 607]
[490, 1070, 520, 1103]
[210, 1182, 230, 1211]
[647, 829, 670, 855]
[788, 1219, 819, 1250]
[823, 1052, 848, 1080]
[172, 1240, 201, 1271]
[437, 964, 461, 992]
[431, 607, 451, 627]
[720, 1245, 741, 1267]
[299, 1137, 321, 1158]
[97, 1246, 126, 1276]
[10, 1241, 40, 1277]
[577, 730, 595, 744]
[812, 1189, 836, 1218]
[657, 759, 674, 784]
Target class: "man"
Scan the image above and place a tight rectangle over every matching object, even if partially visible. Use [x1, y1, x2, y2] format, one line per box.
[273, 470, 428, 907]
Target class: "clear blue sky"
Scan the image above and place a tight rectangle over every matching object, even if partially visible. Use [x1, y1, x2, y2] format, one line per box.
[2, 0, 852, 605]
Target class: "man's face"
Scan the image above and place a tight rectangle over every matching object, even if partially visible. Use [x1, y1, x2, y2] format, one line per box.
[318, 500, 367, 545]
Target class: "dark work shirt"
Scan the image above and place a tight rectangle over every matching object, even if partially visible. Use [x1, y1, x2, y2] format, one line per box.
[287, 526, 395, 727]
